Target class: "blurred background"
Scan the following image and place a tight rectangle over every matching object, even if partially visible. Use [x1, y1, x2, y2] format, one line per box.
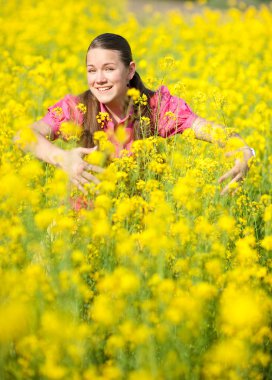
[128, 0, 272, 14]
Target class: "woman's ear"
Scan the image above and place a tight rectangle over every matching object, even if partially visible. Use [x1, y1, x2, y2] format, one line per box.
[129, 61, 136, 80]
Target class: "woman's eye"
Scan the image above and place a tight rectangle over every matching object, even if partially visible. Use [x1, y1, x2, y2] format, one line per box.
[105, 67, 114, 71]
[88, 69, 96, 73]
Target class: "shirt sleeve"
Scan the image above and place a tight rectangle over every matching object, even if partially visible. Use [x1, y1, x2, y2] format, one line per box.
[40, 94, 84, 139]
[150, 86, 197, 138]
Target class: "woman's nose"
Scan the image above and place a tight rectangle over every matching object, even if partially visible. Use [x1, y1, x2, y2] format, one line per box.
[95, 70, 106, 83]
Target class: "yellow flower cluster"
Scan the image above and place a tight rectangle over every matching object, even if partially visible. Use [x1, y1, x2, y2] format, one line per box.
[96, 111, 112, 128]
[76, 102, 87, 114]
[1, 0, 272, 379]
[127, 87, 141, 101]
[59, 122, 82, 142]
[140, 116, 150, 126]
[127, 88, 148, 105]
[52, 106, 63, 117]
[164, 110, 177, 120]
[135, 93, 148, 106]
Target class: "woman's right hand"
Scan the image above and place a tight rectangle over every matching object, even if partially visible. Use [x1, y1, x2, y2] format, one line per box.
[17, 121, 103, 194]
[60, 147, 104, 194]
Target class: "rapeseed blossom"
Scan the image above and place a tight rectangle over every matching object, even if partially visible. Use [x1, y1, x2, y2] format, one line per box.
[1, 0, 271, 379]
[96, 111, 112, 129]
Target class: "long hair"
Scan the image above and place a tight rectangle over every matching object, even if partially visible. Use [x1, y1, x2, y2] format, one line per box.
[77, 33, 155, 147]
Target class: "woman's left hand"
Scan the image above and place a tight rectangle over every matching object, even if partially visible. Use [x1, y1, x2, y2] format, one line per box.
[218, 148, 255, 195]
[190, 117, 255, 195]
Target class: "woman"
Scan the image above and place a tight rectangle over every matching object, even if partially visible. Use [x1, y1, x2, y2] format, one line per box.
[24, 33, 255, 195]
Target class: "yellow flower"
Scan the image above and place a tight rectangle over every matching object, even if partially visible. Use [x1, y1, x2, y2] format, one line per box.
[98, 267, 140, 296]
[217, 213, 236, 233]
[205, 258, 223, 279]
[96, 111, 112, 128]
[160, 55, 176, 71]
[0, 303, 29, 343]
[105, 334, 125, 354]
[1, 1, 272, 378]
[136, 93, 148, 105]
[115, 124, 127, 144]
[91, 294, 124, 326]
[219, 285, 270, 337]
[94, 194, 112, 211]
[129, 369, 156, 380]
[261, 236, 272, 251]
[164, 111, 177, 120]
[127, 87, 140, 102]
[59, 121, 82, 141]
[264, 204, 272, 222]
[140, 116, 150, 125]
[52, 106, 63, 117]
[203, 338, 250, 377]
[40, 360, 67, 380]
[34, 208, 56, 230]
[14, 126, 37, 150]
[102, 362, 122, 380]
[84, 153, 105, 174]
[235, 235, 258, 265]
[76, 102, 87, 114]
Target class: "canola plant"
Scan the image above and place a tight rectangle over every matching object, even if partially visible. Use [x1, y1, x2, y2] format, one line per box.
[0, 0, 271, 379]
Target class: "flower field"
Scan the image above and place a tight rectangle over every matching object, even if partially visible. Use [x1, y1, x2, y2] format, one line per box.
[0, 0, 272, 379]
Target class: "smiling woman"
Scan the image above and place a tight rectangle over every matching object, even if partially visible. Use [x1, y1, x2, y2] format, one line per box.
[86, 49, 135, 112]
[18, 33, 255, 197]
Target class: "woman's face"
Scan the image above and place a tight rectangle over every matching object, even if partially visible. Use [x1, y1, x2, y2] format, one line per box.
[86, 48, 135, 112]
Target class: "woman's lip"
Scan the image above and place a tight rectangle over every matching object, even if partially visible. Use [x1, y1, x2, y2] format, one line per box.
[96, 86, 112, 91]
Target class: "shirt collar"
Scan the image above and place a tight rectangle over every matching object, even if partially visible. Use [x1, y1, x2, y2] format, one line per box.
[99, 102, 134, 125]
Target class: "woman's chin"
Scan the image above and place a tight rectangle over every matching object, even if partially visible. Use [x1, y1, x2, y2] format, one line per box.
[95, 92, 114, 104]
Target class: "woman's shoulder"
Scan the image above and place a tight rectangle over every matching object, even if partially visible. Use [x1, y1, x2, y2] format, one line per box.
[152, 85, 171, 98]
[49, 93, 87, 116]
[41, 94, 85, 132]
[149, 85, 181, 109]
[149, 85, 169, 107]
[47, 94, 80, 110]
[148, 86, 197, 136]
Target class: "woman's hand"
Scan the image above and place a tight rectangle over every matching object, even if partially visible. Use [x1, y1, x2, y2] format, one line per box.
[60, 147, 104, 194]
[218, 148, 255, 195]
[190, 117, 255, 196]
[16, 121, 104, 194]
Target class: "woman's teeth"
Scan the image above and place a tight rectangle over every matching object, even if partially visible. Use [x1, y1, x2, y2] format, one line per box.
[98, 87, 111, 92]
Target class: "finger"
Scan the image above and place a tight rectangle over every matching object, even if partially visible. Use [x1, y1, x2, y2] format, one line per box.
[81, 171, 100, 185]
[232, 186, 241, 196]
[77, 146, 97, 156]
[220, 173, 243, 195]
[224, 150, 236, 158]
[76, 163, 86, 175]
[218, 167, 236, 184]
[224, 150, 245, 159]
[71, 178, 87, 195]
[221, 174, 243, 195]
[77, 175, 89, 186]
[85, 163, 104, 173]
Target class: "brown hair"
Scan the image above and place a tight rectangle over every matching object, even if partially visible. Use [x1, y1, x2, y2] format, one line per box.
[77, 33, 155, 147]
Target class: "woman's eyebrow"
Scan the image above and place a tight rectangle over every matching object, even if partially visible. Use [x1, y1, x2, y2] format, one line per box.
[87, 62, 116, 67]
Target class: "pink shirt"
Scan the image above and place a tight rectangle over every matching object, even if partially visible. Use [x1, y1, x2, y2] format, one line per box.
[41, 86, 197, 156]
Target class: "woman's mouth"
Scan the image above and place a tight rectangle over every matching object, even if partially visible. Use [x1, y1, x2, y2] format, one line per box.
[96, 86, 112, 92]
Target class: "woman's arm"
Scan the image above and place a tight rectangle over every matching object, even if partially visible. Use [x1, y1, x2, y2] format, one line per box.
[15, 120, 102, 194]
[25, 120, 69, 167]
[191, 116, 255, 195]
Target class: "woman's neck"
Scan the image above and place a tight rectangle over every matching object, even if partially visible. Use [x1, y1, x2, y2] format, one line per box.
[105, 101, 132, 124]
[105, 105, 124, 124]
